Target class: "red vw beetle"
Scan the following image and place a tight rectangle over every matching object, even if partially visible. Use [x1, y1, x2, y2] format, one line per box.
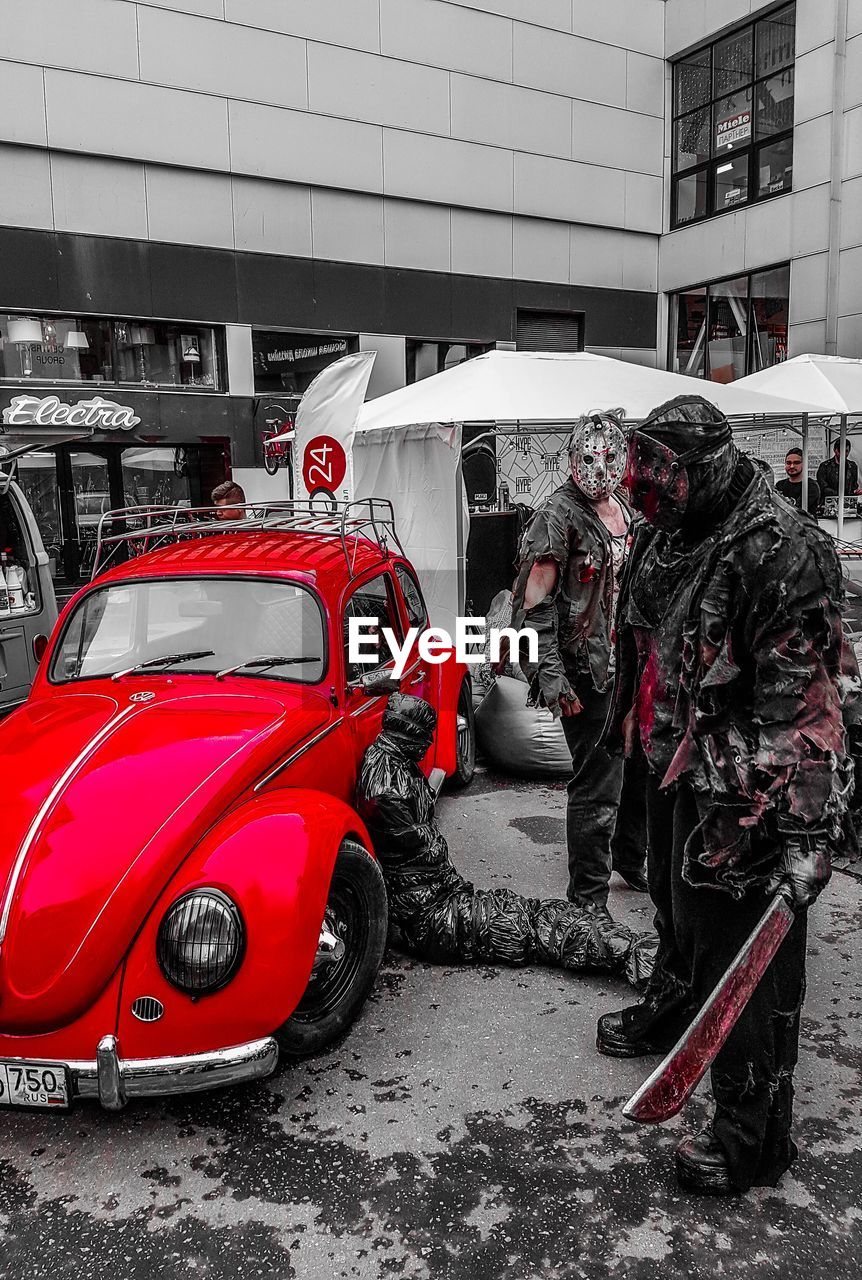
[0, 501, 474, 1111]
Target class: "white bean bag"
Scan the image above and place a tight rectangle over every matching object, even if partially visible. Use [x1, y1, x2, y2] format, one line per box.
[475, 674, 572, 778]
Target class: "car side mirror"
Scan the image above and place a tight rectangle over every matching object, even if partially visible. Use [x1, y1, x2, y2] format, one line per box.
[359, 670, 400, 697]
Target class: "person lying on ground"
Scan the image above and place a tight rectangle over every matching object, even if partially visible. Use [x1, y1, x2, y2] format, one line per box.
[356, 694, 657, 990]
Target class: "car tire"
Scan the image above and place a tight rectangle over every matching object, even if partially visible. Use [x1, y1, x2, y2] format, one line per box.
[447, 677, 476, 789]
[276, 839, 387, 1058]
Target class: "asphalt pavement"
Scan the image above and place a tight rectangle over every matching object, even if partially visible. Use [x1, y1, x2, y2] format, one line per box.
[1, 767, 860, 1280]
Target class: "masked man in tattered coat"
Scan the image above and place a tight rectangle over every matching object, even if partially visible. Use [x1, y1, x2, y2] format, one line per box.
[511, 412, 647, 906]
[598, 395, 858, 1194]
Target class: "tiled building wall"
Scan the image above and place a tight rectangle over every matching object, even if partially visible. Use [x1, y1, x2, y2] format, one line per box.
[661, 0, 862, 360]
[0, 0, 665, 350]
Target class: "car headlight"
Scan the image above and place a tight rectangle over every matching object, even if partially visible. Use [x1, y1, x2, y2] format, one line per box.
[157, 889, 245, 995]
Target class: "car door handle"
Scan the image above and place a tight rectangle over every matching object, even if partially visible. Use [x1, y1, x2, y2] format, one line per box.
[408, 669, 427, 685]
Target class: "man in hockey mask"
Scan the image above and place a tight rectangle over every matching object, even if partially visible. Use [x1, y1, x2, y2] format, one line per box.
[511, 412, 648, 906]
[598, 395, 857, 1195]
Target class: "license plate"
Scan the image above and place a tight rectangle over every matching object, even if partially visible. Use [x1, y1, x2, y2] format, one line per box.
[0, 1060, 70, 1109]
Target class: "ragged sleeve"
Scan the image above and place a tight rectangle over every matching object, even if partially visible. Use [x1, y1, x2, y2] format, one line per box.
[510, 503, 575, 715]
[745, 523, 853, 838]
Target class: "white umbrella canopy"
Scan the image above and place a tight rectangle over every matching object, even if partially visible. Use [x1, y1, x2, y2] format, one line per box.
[736, 354, 862, 416]
[357, 350, 826, 432]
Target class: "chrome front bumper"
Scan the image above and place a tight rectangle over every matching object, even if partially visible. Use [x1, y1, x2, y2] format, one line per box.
[65, 1035, 279, 1111]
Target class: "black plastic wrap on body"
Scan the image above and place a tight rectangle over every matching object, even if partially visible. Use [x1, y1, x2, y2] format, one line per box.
[357, 696, 657, 990]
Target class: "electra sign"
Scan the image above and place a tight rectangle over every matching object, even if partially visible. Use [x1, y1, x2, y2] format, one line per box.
[1, 394, 141, 430]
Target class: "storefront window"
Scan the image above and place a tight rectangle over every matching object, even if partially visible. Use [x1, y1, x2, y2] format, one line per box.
[756, 135, 793, 197]
[713, 87, 753, 155]
[749, 267, 790, 371]
[675, 48, 710, 117]
[114, 321, 221, 389]
[670, 287, 707, 378]
[713, 29, 753, 97]
[252, 330, 356, 396]
[674, 108, 711, 171]
[121, 447, 191, 508]
[713, 154, 749, 212]
[756, 69, 795, 138]
[406, 340, 492, 383]
[15, 453, 63, 577]
[671, 3, 795, 229]
[756, 5, 797, 77]
[668, 265, 790, 383]
[0, 316, 112, 383]
[707, 277, 748, 384]
[674, 170, 709, 226]
[0, 314, 224, 390]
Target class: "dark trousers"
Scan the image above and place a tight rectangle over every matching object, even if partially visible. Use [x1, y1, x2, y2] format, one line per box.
[624, 773, 807, 1191]
[560, 681, 647, 906]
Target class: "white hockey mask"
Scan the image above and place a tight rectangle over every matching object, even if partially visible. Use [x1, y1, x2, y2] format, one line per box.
[569, 418, 626, 499]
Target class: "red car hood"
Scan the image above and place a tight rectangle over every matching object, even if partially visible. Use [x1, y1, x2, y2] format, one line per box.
[0, 683, 330, 1032]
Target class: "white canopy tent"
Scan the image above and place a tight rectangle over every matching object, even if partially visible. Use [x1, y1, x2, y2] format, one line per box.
[736, 355, 862, 538]
[357, 350, 820, 431]
[352, 351, 828, 626]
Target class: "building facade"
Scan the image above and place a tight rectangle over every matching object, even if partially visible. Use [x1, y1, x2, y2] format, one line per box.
[0, 0, 859, 588]
[662, 0, 862, 381]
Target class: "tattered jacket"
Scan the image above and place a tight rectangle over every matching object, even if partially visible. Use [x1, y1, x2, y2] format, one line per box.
[511, 479, 629, 710]
[609, 470, 859, 895]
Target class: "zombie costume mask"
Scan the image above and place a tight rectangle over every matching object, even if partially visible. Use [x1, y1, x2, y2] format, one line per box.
[357, 695, 656, 987]
[569, 413, 626, 500]
[626, 396, 735, 533]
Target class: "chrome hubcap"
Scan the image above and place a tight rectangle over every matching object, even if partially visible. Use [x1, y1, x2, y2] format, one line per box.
[312, 907, 347, 975]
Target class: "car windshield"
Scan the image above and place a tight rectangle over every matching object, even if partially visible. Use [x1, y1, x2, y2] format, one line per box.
[52, 577, 326, 684]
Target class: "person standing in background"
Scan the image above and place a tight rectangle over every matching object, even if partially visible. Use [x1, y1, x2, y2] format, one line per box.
[775, 448, 821, 513]
[816, 439, 859, 498]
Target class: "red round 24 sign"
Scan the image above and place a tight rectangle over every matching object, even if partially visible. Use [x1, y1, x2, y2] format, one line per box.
[302, 435, 347, 496]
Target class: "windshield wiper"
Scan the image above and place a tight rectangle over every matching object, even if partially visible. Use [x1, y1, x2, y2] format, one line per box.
[111, 650, 216, 681]
[215, 654, 319, 680]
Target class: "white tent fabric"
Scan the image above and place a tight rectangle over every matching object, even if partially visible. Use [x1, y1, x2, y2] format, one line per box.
[735, 354, 862, 416]
[357, 351, 826, 431]
[352, 422, 465, 632]
[351, 352, 828, 624]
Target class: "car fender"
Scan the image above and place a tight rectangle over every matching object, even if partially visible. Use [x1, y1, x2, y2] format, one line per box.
[117, 790, 374, 1059]
[429, 654, 470, 777]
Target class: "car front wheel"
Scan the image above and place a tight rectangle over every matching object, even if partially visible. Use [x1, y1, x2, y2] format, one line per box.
[448, 677, 476, 789]
[276, 839, 387, 1058]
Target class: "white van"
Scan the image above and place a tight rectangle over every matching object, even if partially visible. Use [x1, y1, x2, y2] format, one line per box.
[0, 462, 59, 713]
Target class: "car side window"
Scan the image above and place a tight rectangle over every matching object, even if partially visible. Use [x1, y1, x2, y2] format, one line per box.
[395, 564, 428, 630]
[343, 573, 402, 682]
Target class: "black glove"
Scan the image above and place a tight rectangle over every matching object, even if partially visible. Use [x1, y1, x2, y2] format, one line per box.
[767, 834, 832, 909]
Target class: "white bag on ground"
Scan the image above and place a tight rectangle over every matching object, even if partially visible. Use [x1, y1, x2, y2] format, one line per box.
[475, 675, 572, 778]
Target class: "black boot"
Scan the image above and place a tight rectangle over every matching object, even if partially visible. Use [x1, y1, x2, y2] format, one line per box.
[612, 862, 649, 893]
[596, 1009, 665, 1058]
[675, 1128, 736, 1195]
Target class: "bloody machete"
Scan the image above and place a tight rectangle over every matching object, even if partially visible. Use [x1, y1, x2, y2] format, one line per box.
[623, 889, 796, 1124]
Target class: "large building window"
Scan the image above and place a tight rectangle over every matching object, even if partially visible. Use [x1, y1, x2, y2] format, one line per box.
[672, 3, 795, 229]
[0, 314, 225, 391]
[405, 340, 491, 384]
[668, 264, 789, 383]
[252, 330, 357, 396]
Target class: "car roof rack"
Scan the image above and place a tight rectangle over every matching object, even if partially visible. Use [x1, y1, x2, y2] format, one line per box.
[92, 498, 405, 580]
